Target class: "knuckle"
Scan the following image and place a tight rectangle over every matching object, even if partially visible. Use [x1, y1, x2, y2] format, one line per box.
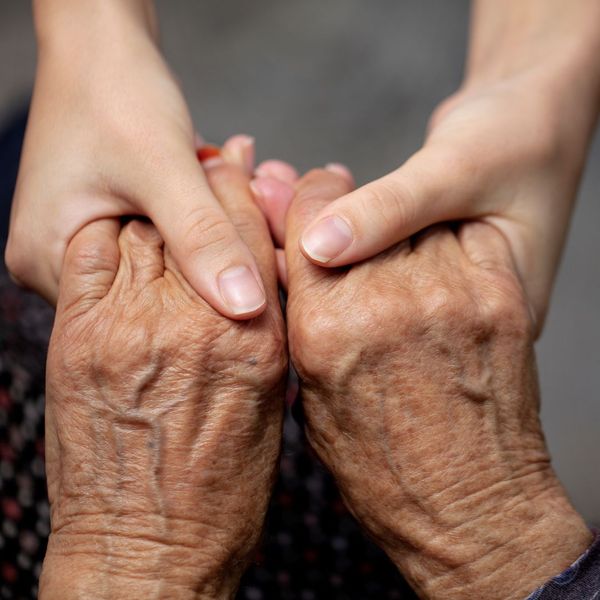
[480, 278, 533, 339]
[181, 205, 239, 258]
[290, 308, 342, 381]
[364, 177, 416, 230]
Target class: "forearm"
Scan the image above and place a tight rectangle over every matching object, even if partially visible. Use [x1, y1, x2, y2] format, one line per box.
[466, 0, 600, 149]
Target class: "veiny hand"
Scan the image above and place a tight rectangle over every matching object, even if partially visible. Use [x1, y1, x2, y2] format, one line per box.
[292, 12, 600, 331]
[6, 1, 266, 318]
[285, 169, 592, 599]
[40, 157, 286, 599]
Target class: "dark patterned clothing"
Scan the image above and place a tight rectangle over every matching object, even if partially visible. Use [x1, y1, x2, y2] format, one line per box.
[527, 532, 600, 600]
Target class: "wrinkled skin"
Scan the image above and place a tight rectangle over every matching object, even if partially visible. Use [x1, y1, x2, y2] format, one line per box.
[41, 163, 287, 600]
[285, 170, 591, 600]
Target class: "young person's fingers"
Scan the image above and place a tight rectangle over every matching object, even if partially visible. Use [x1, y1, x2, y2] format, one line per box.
[299, 148, 475, 267]
[250, 177, 294, 248]
[145, 143, 266, 320]
[286, 169, 354, 290]
[255, 160, 299, 185]
[222, 134, 255, 176]
[202, 144, 279, 309]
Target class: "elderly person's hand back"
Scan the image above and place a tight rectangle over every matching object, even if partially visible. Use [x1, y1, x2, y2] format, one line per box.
[285, 170, 592, 600]
[41, 160, 286, 599]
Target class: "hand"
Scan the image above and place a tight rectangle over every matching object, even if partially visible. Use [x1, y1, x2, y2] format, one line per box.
[40, 158, 286, 599]
[292, 3, 600, 331]
[285, 169, 592, 599]
[6, 0, 266, 318]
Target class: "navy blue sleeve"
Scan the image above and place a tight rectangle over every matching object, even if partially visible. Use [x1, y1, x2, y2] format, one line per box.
[527, 531, 600, 600]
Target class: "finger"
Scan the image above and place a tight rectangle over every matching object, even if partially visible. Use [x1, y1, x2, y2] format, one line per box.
[299, 148, 476, 266]
[458, 221, 516, 273]
[458, 220, 537, 334]
[411, 224, 463, 265]
[275, 248, 288, 290]
[221, 134, 255, 176]
[145, 147, 266, 320]
[115, 219, 164, 289]
[286, 168, 354, 289]
[255, 160, 299, 185]
[249, 177, 294, 248]
[57, 218, 120, 314]
[203, 159, 279, 307]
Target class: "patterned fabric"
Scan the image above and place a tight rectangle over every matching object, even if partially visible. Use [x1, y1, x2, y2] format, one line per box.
[527, 532, 600, 600]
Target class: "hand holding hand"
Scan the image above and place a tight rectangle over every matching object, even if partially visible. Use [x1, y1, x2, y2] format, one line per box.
[41, 158, 286, 599]
[285, 169, 591, 599]
[6, 1, 266, 318]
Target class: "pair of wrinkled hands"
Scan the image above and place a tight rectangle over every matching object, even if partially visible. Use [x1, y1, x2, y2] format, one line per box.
[42, 139, 588, 600]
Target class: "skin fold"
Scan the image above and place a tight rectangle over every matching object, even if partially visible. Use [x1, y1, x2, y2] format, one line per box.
[40, 159, 287, 600]
[285, 169, 592, 600]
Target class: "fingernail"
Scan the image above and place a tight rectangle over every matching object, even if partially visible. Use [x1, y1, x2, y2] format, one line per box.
[218, 265, 266, 315]
[223, 134, 255, 174]
[196, 144, 221, 163]
[301, 216, 353, 263]
[325, 163, 353, 183]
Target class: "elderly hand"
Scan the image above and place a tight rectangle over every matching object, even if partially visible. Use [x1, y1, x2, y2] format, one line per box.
[40, 159, 286, 599]
[285, 169, 592, 599]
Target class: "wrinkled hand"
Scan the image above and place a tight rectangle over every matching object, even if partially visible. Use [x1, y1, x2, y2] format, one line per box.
[6, 1, 265, 318]
[41, 160, 286, 600]
[285, 170, 591, 599]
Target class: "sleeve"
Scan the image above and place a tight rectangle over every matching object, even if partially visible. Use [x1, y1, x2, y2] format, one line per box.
[526, 530, 600, 600]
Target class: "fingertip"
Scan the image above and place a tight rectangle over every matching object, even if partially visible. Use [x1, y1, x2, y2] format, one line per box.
[222, 134, 255, 175]
[255, 160, 299, 184]
[324, 163, 354, 186]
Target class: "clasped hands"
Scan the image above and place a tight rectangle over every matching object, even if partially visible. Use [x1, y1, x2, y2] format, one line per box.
[41, 142, 591, 600]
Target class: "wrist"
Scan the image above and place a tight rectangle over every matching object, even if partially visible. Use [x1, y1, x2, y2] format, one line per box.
[40, 541, 239, 600]
[391, 474, 592, 599]
[33, 0, 158, 54]
[464, 1, 600, 128]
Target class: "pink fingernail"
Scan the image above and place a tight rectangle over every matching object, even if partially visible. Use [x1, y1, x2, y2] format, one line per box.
[218, 265, 266, 315]
[223, 134, 255, 173]
[301, 216, 353, 263]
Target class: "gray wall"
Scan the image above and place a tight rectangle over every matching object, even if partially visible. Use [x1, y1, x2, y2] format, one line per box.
[1, 0, 598, 522]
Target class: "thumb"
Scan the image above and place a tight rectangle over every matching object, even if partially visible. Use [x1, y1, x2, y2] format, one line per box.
[286, 167, 354, 291]
[145, 141, 267, 320]
[299, 148, 475, 266]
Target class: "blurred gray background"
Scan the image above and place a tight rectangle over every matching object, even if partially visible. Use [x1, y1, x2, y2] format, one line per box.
[1, 0, 598, 522]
